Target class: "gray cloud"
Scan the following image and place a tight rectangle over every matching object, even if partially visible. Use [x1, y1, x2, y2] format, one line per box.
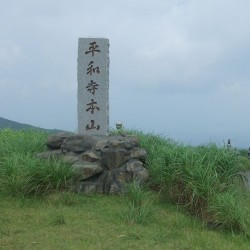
[0, 0, 250, 148]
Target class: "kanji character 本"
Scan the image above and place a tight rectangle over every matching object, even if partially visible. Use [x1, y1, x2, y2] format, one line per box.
[86, 120, 100, 130]
[86, 80, 99, 95]
[85, 42, 100, 57]
[87, 61, 100, 76]
[86, 99, 100, 114]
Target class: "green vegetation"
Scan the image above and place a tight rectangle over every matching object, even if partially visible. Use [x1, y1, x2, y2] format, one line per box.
[123, 182, 154, 225]
[1, 192, 250, 250]
[1, 128, 250, 249]
[125, 129, 250, 235]
[0, 129, 74, 197]
[236, 149, 250, 171]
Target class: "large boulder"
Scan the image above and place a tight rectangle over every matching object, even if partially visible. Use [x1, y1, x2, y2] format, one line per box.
[71, 161, 103, 180]
[61, 135, 97, 153]
[46, 132, 73, 149]
[101, 148, 129, 169]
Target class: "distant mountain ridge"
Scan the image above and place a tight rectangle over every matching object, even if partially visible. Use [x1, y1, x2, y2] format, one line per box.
[0, 117, 64, 134]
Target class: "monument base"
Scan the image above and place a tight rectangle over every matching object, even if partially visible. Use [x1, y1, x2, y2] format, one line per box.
[37, 132, 149, 194]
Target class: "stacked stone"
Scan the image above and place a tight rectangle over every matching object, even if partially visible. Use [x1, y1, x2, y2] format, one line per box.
[37, 133, 149, 194]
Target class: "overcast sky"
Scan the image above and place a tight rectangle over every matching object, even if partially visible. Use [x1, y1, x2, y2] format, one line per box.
[1, 0, 250, 148]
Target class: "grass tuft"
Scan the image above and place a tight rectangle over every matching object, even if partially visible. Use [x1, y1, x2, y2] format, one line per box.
[48, 210, 66, 226]
[208, 188, 250, 235]
[123, 182, 153, 225]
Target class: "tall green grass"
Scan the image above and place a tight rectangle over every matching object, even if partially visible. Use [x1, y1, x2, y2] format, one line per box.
[0, 128, 47, 156]
[120, 129, 250, 236]
[1, 128, 250, 236]
[123, 182, 153, 225]
[0, 129, 74, 196]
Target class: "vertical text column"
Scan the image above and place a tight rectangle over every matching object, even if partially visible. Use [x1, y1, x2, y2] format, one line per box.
[77, 38, 109, 135]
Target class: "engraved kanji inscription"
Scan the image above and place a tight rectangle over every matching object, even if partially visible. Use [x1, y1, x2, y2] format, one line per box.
[86, 120, 100, 130]
[87, 61, 100, 75]
[86, 80, 99, 95]
[77, 38, 109, 135]
[86, 99, 100, 114]
[85, 42, 100, 57]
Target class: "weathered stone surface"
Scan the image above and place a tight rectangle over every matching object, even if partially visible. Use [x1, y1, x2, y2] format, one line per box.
[125, 136, 140, 147]
[125, 160, 149, 185]
[77, 38, 109, 136]
[101, 148, 129, 169]
[130, 148, 147, 161]
[94, 135, 139, 151]
[46, 132, 73, 149]
[72, 162, 103, 180]
[95, 139, 110, 151]
[78, 182, 98, 195]
[61, 135, 97, 153]
[62, 153, 79, 164]
[110, 138, 134, 149]
[39, 133, 148, 194]
[80, 151, 100, 162]
[75, 161, 149, 194]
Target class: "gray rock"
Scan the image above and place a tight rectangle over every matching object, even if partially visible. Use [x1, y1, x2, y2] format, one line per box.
[114, 166, 133, 183]
[110, 138, 134, 149]
[109, 182, 122, 194]
[130, 148, 147, 161]
[94, 135, 139, 151]
[101, 148, 129, 169]
[80, 150, 100, 162]
[71, 161, 103, 180]
[125, 136, 140, 147]
[76, 171, 106, 194]
[46, 132, 73, 149]
[61, 135, 97, 153]
[62, 154, 79, 164]
[76, 160, 149, 195]
[125, 160, 149, 184]
[39, 134, 149, 195]
[95, 139, 110, 151]
[78, 182, 98, 195]
[109, 135, 139, 149]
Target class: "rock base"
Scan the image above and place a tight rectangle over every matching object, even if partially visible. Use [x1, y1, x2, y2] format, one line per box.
[37, 132, 149, 194]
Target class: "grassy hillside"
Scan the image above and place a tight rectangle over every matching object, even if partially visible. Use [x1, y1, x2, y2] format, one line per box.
[1, 129, 250, 249]
[0, 117, 65, 134]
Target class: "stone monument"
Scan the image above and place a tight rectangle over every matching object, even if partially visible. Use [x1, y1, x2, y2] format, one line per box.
[77, 38, 109, 135]
[36, 39, 149, 194]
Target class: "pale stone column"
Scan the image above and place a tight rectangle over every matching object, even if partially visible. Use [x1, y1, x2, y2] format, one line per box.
[77, 38, 109, 135]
